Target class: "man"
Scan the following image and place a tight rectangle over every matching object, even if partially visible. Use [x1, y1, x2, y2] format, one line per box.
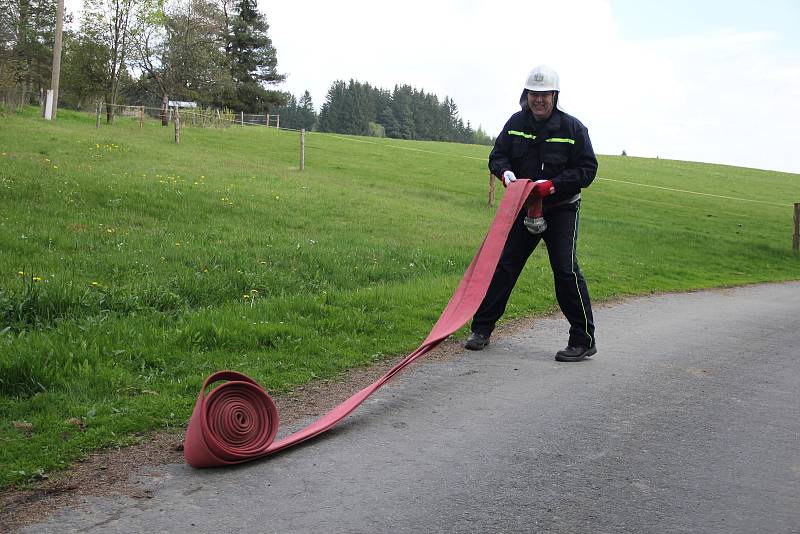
[465, 65, 598, 362]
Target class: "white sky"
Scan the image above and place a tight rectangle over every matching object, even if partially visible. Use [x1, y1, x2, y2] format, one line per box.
[64, 0, 800, 174]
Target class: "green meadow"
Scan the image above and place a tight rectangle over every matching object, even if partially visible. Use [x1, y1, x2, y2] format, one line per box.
[1, 107, 798, 488]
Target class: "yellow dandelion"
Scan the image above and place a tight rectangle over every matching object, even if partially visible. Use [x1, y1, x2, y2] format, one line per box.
[32, 277, 42, 282]
[90, 281, 99, 286]
[17, 271, 24, 276]
[250, 289, 258, 294]
[243, 294, 250, 299]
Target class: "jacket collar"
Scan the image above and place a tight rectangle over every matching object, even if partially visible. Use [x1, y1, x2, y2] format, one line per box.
[525, 108, 561, 134]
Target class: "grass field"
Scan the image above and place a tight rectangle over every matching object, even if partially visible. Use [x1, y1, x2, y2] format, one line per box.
[1, 107, 798, 488]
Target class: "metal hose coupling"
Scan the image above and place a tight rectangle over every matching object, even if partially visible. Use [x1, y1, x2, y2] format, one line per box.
[524, 215, 547, 234]
[524, 195, 546, 234]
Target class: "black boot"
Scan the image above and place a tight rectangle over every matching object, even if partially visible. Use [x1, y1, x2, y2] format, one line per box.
[555, 345, 597, 362]
[465, 332, 490, 351]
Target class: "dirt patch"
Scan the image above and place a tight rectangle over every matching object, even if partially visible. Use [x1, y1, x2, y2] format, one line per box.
[1, 323, 533, 532]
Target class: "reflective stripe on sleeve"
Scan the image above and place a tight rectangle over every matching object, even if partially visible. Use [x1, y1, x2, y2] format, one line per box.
[508, 130, 536, 140]
[507, 131, 574, 144]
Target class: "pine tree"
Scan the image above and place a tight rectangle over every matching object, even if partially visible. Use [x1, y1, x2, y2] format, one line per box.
[228, 0, 284, 112]
[297, 90, 316, 130]
[2, 0, 58, 104]
[392, 85, 414, 140]
[273, 91, 316, 130]
[376, 88, 398, 138]
[347, 79, 373, 136]
[318, 79, 347, 132]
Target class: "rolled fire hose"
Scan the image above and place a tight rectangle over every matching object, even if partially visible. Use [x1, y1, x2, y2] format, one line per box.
[184, 180, 537, 468]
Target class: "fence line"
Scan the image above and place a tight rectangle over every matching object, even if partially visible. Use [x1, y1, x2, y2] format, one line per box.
[310, 135, 795, 209]
[597, 178, 793, 208]
[84, 102, 794, 211]
[93, 102, 281, 129]
[317, 132, 488, 161]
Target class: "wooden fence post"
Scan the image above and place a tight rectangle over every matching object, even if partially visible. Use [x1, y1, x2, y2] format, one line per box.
[793, 202, 799, 254]
[174, 106, 180, 144]
[488, 173, 497, 207]
[240, 111, 244, 126]
[95, 101, 101, 128]
[300, 129, 305, 171]
[276, 115, 280, 129]
[139, 105, 144, 128]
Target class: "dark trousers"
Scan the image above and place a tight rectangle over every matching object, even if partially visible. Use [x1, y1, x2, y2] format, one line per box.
[471, 201, 595, 348]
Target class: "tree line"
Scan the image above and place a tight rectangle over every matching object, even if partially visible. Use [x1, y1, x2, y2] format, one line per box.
[275, 81, 493, 145]
[1, 0, 284, 122]
[1, 0, 492, 144]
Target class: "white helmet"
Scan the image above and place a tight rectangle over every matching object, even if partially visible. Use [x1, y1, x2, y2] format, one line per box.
[524, 65, 560, 92]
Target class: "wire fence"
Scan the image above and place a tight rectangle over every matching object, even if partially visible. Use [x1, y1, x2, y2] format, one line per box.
[89, 101, 282, 129]
[80, 100, 798, 236]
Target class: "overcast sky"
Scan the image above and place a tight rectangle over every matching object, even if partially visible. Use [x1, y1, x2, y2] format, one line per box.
[263, 0, 800, 174]
[63, 0, 800, 174]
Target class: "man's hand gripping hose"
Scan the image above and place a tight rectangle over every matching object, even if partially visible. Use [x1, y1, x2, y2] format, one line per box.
[523, 179, 554, 235]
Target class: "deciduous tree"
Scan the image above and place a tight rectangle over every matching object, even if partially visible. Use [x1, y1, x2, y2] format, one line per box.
[81, 0, 137, 122]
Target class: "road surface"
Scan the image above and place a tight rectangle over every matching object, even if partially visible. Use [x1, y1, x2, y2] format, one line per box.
[23, 282, 800, 533]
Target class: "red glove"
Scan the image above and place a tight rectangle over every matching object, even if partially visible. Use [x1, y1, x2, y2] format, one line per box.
[532, 179, 555, 198]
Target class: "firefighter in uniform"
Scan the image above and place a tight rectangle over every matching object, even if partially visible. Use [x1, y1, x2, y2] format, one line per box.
[465, 65, 598, 362]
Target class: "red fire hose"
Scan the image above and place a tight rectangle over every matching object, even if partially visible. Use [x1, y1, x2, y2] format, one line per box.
[184, 180, 538, 468]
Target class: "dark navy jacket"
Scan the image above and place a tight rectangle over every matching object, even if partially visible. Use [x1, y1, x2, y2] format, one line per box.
[489, 107, 598, 207]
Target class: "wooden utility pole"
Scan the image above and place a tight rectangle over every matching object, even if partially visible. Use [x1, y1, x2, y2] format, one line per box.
[793, 203, 799, 253]
[47, 0, 65, 120]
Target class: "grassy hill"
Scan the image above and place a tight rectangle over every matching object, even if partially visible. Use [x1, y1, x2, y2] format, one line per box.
[1, 107, 798, 488]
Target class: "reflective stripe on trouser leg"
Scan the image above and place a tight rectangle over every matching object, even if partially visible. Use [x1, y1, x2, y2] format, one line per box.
[543, 203, 595, 347]
[570, 203, 593, 347]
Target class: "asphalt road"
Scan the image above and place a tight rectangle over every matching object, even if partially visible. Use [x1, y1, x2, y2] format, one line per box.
[24, 282, 800, 533]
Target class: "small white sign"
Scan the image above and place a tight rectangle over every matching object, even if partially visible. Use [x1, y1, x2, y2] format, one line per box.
[168, 101, 197, 108]
[44, 90, 54, 120]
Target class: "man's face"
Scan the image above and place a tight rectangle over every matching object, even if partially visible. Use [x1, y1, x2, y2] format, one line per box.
[527, 90, 555, 121]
